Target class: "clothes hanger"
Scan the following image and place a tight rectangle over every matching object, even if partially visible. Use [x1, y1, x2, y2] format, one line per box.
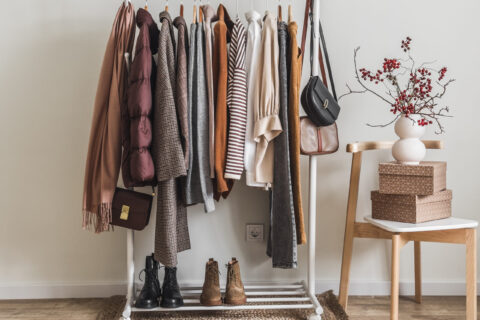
[288, 0, 292, 23]
[193, 0, 197, 23]
[278, 0, 282, 21]
[236, 0, 239, 18]
[180, 0, 184, 17]
[165, 0, 169, 12]
[144, 0, 148, 10]
[199, 0, 203, 22]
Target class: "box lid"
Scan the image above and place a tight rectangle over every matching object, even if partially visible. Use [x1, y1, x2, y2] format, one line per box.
[379, 161, 446, 177]
[371, 189, 452, 205]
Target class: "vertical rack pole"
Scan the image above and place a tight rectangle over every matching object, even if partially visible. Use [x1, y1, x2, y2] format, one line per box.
[308, 155, 317, 296]
[307, 1, 323, 318]
[122, 229, 135, 320]
[308, 0, 320, 299]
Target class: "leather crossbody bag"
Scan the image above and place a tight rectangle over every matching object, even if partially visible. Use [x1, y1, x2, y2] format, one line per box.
[300, 1, 340, 127]
[299, 0, 339, 155]
[111, 187, 153, 230]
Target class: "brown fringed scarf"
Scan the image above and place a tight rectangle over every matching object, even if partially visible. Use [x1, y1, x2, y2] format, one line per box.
[82, 3, 136, 233]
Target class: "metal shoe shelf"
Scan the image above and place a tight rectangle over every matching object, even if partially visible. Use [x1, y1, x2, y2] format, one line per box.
[122, 280, 322, 316]
[121, 0, 325, 318]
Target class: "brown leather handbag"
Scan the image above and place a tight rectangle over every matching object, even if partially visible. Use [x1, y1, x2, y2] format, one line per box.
[300, 0, 340, 155]
[111, 188, 153, 230]
[300, 117, 339, 155]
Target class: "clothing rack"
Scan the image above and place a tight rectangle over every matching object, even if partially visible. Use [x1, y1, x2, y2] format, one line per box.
[121, 0, 324, 319]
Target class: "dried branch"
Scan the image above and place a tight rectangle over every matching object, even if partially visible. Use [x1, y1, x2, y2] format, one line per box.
[366, 114, 401, 128]
[338, 84, 367, 101]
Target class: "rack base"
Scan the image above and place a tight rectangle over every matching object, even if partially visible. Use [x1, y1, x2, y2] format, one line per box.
[122, 281, 322, 319]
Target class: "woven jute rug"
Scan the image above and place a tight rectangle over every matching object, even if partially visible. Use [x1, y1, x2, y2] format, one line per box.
[96, 291, 348, 320]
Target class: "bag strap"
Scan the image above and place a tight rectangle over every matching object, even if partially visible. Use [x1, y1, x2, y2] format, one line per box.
[319, 20, 337, 100]
[300, 0, 337, 99]
[300, 0, 311, 65]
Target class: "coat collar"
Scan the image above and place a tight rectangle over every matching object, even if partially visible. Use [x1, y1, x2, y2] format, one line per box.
[173, 15, 187, 29]
[217, 4, 234, 33]
[201, 4, 217, 24]
[159, 10, 172, 24]
[245, 10, 262, 24]
[137, 8, 159, 54]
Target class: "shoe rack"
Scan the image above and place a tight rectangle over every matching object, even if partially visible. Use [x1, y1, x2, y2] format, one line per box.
[121, 0, 324, 319]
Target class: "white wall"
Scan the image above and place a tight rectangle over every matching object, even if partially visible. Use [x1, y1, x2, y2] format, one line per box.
[1, 0, 479, 299]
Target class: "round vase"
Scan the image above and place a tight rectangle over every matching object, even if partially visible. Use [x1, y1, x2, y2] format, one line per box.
[392, 114, 426, 165]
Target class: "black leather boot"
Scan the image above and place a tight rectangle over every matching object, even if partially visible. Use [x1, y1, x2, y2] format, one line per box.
[160, 267, 184, 308]
[151, 254, 161, 297]
[134, 255, 161, 309]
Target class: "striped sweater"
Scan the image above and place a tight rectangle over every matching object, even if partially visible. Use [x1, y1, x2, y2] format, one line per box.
[224, 18, 248, 180]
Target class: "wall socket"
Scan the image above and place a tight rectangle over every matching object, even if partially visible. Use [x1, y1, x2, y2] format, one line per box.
[246, 224, 264, 242]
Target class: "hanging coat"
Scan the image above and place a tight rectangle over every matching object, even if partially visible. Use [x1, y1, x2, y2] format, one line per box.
[201, 5, 217, 179]
[244, 10, 266, 188]
[267, 21, 297, 269]
[122, 8, 158, 188]
[253, 12, 282, 186]
[224, 18, 248, 181]
[152, 11, 190, 267]
[212, 4, 235, 200]
[174, 16, 190, 169]
[82, 2, 135, 232]
[184, 21, 216, 213]
[288, 21, 306, 245]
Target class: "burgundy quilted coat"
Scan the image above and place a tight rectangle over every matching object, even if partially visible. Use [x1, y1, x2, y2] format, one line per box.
[122, 8, 159, 187]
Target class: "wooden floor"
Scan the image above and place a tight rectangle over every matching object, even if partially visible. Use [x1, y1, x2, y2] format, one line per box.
[0, 296, 476, 319]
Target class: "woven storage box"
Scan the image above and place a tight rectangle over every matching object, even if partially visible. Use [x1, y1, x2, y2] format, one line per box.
[379, 161, 446, 195]
[371, 189, 452, 223]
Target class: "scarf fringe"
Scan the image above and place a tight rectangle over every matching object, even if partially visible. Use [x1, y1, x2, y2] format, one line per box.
[82, 203, 112, 233]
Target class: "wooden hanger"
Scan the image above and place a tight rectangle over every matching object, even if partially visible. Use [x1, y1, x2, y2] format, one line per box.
[288, 2, 292, 23]
[165, 0, 169, 12]
[199, 2, 204, 23]
[193, 0, 197, 23]
[278, 0, 282, 21]
[180, 1, 184, 17]
[144, 0, 148, 10]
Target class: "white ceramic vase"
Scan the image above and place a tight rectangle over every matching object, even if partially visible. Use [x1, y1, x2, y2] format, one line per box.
[392, 114, 426, 165]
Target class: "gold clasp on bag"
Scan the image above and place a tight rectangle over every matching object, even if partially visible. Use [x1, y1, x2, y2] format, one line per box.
[323, 99, 329, 109]
[120, 205, 130, 220]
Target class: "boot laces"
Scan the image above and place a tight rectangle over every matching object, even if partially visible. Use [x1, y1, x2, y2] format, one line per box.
[226, 264, 237, 283]
[207, 265, 220, 284]
[139, 265, 163, 282]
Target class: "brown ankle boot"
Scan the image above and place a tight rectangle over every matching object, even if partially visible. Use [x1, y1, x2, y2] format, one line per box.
[200, 258, 222, 306]
[224, 257, 246, 305]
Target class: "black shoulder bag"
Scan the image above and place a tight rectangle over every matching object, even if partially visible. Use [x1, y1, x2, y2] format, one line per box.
[300, 4, 340, 127]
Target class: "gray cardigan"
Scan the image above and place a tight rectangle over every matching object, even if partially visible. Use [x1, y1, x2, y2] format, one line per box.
[184, 22, 215, 213]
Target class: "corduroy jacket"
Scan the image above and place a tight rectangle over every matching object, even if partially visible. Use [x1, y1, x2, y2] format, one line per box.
[212, 4, 235, 200]
[288, 21, 306, 245]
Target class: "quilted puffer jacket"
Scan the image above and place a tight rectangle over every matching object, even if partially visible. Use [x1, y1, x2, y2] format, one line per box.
[121, 8, 159, 187]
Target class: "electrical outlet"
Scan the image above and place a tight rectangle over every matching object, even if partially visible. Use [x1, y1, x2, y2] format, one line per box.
[246, 224, 264, 242]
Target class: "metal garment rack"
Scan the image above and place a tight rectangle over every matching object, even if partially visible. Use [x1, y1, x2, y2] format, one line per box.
[121, 1, 323, 319]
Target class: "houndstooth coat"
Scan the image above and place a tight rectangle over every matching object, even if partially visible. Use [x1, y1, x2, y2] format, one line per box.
[152, 11, 191, 267]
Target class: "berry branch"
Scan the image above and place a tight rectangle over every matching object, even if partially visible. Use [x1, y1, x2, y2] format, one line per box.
[339, 37, 454, 134]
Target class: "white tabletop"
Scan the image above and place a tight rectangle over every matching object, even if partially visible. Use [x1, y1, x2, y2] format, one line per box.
[365, 216, 478, 233]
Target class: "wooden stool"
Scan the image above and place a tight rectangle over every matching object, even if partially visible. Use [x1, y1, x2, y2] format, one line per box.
[338, 140, 478, 320]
